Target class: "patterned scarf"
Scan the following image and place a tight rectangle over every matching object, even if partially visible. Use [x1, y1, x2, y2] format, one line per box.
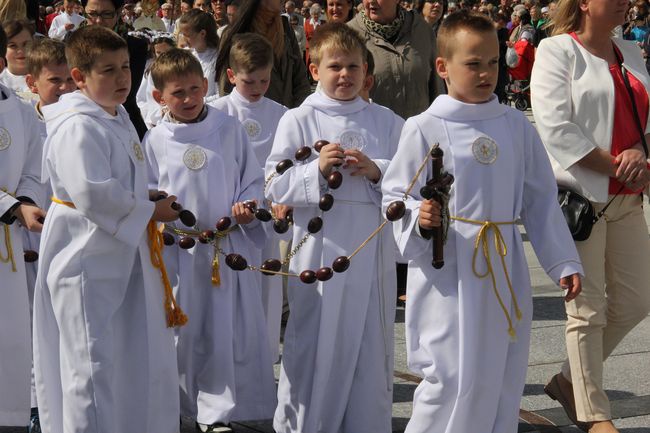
[360, 8, 405, 42]
[252, 6, 285, 61]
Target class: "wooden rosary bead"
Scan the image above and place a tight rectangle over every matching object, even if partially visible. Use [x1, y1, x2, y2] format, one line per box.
[261, 258, 282, 275]
[198, 231, 213, 244]
[316, 267, 333, 281]
[332, 256, 350, 273]
[319, 194, 334, 211]
[179, 209, 197, 227]
[178, 236, 196, 249]
[255, 208, 273, 222]
[162, 232, 175, 246]
[313, 140, 329, 153]
[295, 146, 312, 161]
[171, 202, 183, 211]
[327, 171, 343, 189]
[151, 193, 166, 202]
[285, 209, 294, 224]
[276, 159, 294, 175]
[307, 216, 323, 234]
[273, 219, 289, 234]
[420, 185, 435, 200]
[243, 200, 257, 213]
[216, 216, 232, 231]
[300, 270, 317, 284]
[23, 250, 38, 263]
[225, 253, 248, 271]
[386, 201, 406, 222]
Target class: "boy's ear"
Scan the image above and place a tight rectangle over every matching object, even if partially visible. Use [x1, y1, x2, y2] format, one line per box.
[152, 88, 164, 105]
[308, 62, 319, 81]
[435, 57, 448, 81]
[25, 74, 39, 94]
[201, 77, 208, 97]
[70, 67, 86, 88]
[226, 68, 236, 85]
[362, 74, 374, 93]
[0, 57, 5, 74]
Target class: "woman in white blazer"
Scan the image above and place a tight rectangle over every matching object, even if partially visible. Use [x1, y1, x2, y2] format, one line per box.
[531, 1, 650, 433]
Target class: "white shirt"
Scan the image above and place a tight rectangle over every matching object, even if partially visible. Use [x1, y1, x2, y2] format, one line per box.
[48, 12, 84, 40]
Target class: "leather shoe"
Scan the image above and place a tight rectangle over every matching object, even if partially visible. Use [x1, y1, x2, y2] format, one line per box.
[544, 373, 590, 432]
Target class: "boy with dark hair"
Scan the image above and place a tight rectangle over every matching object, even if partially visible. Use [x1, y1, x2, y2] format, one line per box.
[382, 11, 582, 433]
[33, 25, 182, 433]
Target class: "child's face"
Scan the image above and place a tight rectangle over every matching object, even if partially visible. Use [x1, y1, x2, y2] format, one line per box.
[180, 24, 207, 52]
[26, 62, 76, 106]
[309, 48, 366, 101]
[64, 0, 76, 14]
[6, 29, 32, 76]
[154, 41, 174, 58]
[154, 73, 208, 123]
[72, 48, 131, 115]
[436, 29, 499, 105]
[226, 66, 272, 103]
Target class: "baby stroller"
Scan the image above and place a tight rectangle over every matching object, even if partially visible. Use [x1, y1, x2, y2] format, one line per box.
[506, 79, 531, 111]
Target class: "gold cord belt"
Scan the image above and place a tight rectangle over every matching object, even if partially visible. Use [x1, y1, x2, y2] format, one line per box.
[1, 188, 16, 272]
[52, 196, 187, 327]
[451, 216, 523, 340]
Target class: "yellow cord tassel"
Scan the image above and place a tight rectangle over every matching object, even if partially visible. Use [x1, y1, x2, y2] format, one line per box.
[148, 221, 188, 327]
[451, 217, 522, 340]
[211, 243, 221, 286]
[0, 223, 16, 272]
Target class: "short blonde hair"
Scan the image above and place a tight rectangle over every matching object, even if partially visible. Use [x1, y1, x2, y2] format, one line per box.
[546, 0, 582, 36]
[229, 33, 273, 74]
[150, 48, 204, 91]
[437, 10, 495, 59]
[308, 22, 366, 66]
[65, 26, 127, 73]
[0, 0, 27, 24]
[27, 38, 67, 77]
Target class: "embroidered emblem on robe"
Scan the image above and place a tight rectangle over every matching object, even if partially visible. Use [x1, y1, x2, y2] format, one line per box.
[472, 136, 498, 165]
[183, 146, 207, 170]
[0, 127, 11, 151]
[338, 129, 366, 152]
[242, 119, 261, 139]
[133, 141, 145, 162]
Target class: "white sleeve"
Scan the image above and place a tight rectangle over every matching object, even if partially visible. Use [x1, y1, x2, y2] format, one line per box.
[48, 16, 67, 40]
[16, 104, 45, 207]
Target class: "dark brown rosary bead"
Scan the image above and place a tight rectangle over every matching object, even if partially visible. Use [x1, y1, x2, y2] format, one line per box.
[255, 208, 273, 222]
[316, 267, 333, 281]
[225, 253, 248, 271]
[276, 159, 294, 175]
[171, 202, 183, 211]
[319, 194, 334, 211]
[307, 216, 323, 234]
[386, 201, 406, 221]
[179, 209, 197, 227]
[295, 146, 312, 161]
[243, 200, 257, 213]
[285, 209, 294, 224]
[300, 270, 317, 284]
[178, 236, 196, 249]
[151, 193, 166, 202]
[201, 230, 215, 240]
[23, 250, 38, 263]
[273, 219, 289, 234]
[327, 171, 343, 189]
[162, 232, 175, 246]
[216, 216, 232, 231]
[261, 258, 282, 275]
[313, 140, 329, 153]
[332, 256, 350, 273]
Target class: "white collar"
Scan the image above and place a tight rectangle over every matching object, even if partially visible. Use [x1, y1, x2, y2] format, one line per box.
[427, 94, 506, 122]
[302, 91, 368, 116]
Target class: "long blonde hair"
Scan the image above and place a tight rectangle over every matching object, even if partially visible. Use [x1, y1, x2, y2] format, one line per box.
[0, 0, 27, 24]
[547, 0, 583, 36]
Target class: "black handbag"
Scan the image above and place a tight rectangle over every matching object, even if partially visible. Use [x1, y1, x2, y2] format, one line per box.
[557, 46, 649, 241]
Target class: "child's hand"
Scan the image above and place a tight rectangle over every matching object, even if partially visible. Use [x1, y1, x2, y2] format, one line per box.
[344, 149, 381, 183]
[233, 201, 255, 225]
[15, 204, 46, 233]
[152, 195, 179, 222]
[272, 203, 292, 220]
[560, 273, 582, 302]
[318, 143, 345, 178]
[418, 199, 442, 231]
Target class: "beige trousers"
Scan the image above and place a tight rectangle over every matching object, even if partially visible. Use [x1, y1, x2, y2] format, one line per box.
[560, 194, 650, 422]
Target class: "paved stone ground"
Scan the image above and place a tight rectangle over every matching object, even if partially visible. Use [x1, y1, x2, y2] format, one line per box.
[2, 108, 648, 433]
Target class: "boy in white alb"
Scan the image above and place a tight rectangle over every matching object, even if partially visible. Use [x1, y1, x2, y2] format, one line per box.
[48, 0, 85, 40]
[33, 26, 181, 433]
[381, 12, 583, 433]
[0, 25, 47, 429]
[210, 33, 288, 362]
[144, 48, 276, 433]
[265, 23, 403, 433]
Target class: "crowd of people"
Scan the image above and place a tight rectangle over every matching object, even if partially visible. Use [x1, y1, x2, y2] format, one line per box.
[0, 1, 648, 433]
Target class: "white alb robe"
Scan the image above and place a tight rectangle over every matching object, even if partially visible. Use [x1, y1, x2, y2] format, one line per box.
[0, 69, 29, 94]
[34, 91, 179, 433]
[47, 12, 85, 40]
[136, 69, 163, 130]
[381, 95, 583, 433]
[190, 47, 219, 101]
[210, 88, 288, 362]
[0, 84, 44, 426]
[143, 106, 277, 424]
[265, 93, 403, 433]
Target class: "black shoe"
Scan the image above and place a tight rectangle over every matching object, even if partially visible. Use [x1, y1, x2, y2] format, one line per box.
[196, 421, 234, 432]
[29, 407, 41, 433]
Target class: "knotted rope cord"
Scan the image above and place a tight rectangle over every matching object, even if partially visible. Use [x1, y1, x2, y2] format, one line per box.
[450, 216, 522, 340]
[1, 188, 17, 272]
